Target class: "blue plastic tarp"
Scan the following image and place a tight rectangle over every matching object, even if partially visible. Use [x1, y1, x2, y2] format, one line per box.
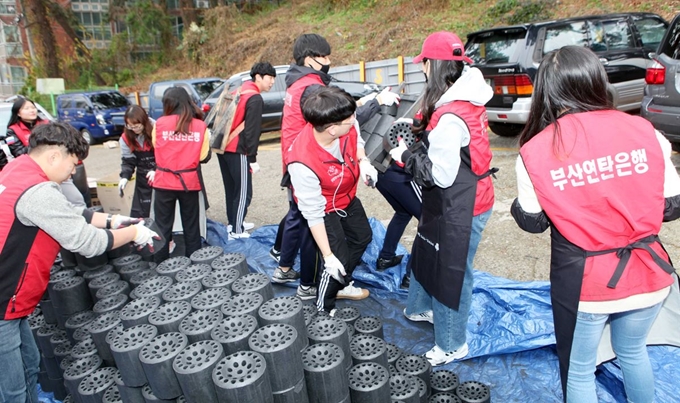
[207, 218, 680, 402]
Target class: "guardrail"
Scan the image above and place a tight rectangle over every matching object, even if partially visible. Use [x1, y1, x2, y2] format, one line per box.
[120, 56, 426, 111]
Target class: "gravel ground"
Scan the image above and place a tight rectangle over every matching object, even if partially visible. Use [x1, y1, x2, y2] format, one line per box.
[84, 132, 680, 282]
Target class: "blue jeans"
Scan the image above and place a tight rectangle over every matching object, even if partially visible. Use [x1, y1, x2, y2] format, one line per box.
[567, 302, 663, 403]
[0, 318, 40, 403]
[405, 208, 492, 352]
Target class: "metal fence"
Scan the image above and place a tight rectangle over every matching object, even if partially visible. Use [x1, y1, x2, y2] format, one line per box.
[121, 56, 425, 110]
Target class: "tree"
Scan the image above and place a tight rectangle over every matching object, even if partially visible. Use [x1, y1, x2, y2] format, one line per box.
[180, 0, 197, 26]
[125, 0, 175, 56]
[43, 1, 106, 85]
[20, 0, 60, 77]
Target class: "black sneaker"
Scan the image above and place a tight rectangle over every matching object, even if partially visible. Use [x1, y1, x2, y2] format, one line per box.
[269, 247, 281, 263]
[376, 255, 404, 271]
[400, 275, 410, 289]
[272, 267, 300, 283]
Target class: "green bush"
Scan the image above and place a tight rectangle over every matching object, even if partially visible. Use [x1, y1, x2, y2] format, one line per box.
[488, 0, 555, 25]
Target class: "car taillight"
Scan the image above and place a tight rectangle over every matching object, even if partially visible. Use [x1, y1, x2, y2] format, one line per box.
[645, 60, 665, 85]
[202, 104, 211, 113]
[490, 74, 533, 96]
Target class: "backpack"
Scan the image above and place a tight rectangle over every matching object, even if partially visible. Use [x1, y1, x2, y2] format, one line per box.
[205, 86, 256, 154]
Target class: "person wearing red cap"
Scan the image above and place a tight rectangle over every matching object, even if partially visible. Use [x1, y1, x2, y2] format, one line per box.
[390, 31, 496, 366]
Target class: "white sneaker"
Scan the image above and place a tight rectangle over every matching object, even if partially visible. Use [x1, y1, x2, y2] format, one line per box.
[228, 231, 250, 240]
[403, 308, 433, 324]
[425, 343, 469, 366]
[336, 281, 369, 300]
[227, 222, 254, 232]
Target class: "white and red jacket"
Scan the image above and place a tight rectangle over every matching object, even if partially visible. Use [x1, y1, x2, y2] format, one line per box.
[287, 124, 360, 213]
[513, 110, 680, 401]
[154, 116, 206, 192]
[403, 67, 495, 311]
[520, 111, 673, 302]
[0, 156, 61, 319]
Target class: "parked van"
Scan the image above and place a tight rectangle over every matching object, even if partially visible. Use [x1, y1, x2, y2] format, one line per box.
[57, 90, 130, 144]
[465, 13, 668, 136]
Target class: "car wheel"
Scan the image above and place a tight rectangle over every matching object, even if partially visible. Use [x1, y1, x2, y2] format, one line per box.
[489, 122, 523, 137]
[81, 129, 95, 145]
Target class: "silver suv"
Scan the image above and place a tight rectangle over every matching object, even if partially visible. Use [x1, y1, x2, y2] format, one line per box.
[641, 13, 680, 151]
[466, 13, 668, 137]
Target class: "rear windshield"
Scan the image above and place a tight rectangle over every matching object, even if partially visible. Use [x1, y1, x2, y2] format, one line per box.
[466, 29, 527, 64]
[192, 80, 224, 101]
[89, 92, 129, 109]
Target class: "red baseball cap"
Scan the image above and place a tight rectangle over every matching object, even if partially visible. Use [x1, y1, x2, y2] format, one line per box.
[412, 31, 473, 64]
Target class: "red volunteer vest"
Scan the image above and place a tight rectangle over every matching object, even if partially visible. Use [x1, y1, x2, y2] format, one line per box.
[427, 100, 495, 215]
[8, 119, 47, 146]
[225, 81, 260, 153]
[154, 116, 205, 191]
[521, 111, 672, 301]
[281, 74, 325, 170]
[287, 124, 360, 213]
[0, 156, 61, 319]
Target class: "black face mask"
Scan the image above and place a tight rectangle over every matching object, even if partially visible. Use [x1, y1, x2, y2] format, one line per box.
[312, 58, 331, 74]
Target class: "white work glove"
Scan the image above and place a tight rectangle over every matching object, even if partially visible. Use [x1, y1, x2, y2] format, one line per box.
[359, 158, 378, 188]
[146, 170, 155, 185]
[357, 92, 378, 106]
[389, 139, 408, 164]
[118, 178, 128, 197]
[323, 253, 346, 284]
[111, 214, 142, 229]
[133, 221, 161, 252]
[394, 117, 414, 125]
[250, 162, 260, 174]
[376, 88, 400, 106]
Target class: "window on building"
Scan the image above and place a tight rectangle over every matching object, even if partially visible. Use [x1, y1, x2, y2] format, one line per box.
[9, 66, 24, 82]
[0, 1, 17, 15]
[2, 25, 20, 44]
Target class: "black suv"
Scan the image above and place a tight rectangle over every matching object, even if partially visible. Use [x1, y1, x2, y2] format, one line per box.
[203, 65, 383, 132]
[466, 13, 668, 136]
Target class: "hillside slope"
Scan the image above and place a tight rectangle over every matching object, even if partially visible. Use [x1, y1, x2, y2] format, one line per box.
[128, 0, 678, 91]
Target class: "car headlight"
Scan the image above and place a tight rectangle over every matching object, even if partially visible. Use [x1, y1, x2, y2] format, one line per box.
[96, 114, 106, 125]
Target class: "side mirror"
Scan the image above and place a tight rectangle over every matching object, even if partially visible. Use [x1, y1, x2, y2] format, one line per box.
[648, 52, 657, 59]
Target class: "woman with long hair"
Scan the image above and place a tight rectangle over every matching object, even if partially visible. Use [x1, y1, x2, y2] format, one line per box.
[512, 46, 680, 403]
[1, 97, 47, 169]
[152, 87, 210, 262]
[389, 31, 495, 366]
[118, 105, 155, 217]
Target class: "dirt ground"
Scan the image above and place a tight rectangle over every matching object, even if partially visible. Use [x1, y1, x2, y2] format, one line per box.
[83, 132, 680, 283]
